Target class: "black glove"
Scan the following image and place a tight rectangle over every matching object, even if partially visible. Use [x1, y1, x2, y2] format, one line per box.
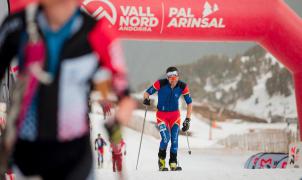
[143, 98, 151, 106]
[182, 118, 190, 132]
[104, 120, 122, 145]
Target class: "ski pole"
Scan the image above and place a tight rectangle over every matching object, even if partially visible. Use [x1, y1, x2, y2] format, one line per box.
[136, 106, 148, 170]
[185, 131, 192, 155]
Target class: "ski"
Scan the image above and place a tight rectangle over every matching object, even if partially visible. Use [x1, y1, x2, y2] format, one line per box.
[173, 167, 182, 171]
[159, 167, 169, 171]
[159, 166, 182, 171]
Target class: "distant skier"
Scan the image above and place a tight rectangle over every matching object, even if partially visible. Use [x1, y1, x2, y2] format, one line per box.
[95, 133, 107, 168]
[110, 139, 126, 172]
[143, 66, 192, 171]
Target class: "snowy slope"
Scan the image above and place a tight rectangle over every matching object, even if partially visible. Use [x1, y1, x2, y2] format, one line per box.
[234, 71, 296, 121]
[233, 52, 296, 121]
[90, 111, 301, 180]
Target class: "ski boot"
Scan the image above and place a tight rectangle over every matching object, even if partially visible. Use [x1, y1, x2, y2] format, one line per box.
[169, 162, 182, 171]
[169, 152, 182, 171]
[158, 158, 169, 171]
[158, 149, 168, 171]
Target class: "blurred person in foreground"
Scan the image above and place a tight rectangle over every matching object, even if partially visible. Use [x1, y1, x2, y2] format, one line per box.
[143, 66, 192, 171]
[0, 0, 136, 179]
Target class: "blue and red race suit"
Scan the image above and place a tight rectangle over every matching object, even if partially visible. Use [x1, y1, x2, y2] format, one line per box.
[95, 137, 107, 154]
[146, 79, 192, 153]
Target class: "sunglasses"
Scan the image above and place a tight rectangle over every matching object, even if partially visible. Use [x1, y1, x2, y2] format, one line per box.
[167, 75, 178, 80]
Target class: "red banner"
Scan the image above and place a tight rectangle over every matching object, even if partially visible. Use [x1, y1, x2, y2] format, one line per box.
[81, 1, 302, 140]
[81, 0, 266, 41]
[80, 0, 302, 71]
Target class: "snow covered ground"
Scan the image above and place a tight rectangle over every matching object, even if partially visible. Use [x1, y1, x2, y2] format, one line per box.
[90, 110, 302, 180]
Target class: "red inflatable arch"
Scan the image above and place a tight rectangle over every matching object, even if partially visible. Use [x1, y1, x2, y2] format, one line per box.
[9, 0, 302, 139]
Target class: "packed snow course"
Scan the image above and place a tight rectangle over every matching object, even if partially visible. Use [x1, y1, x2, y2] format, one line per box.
[89, 110, 302, 180]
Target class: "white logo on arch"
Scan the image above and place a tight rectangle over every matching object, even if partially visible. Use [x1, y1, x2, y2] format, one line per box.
[167, 1, 225, 29]
[81, 0, 117, 25]
[203, 1, 219, 18]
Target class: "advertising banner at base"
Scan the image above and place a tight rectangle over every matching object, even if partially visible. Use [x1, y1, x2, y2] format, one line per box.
[287, 142, 302, 168]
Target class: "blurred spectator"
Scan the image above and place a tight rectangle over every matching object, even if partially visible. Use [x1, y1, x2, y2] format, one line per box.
[0, 0, 136, 179]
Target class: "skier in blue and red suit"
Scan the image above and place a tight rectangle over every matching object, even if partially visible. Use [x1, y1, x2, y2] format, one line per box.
[143, 66, 192, 171]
